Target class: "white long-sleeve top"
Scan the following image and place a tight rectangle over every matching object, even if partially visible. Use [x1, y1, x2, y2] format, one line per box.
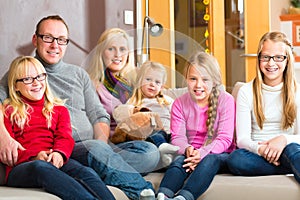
[140, 95, 174, 134]
[236, 81, 300, 155]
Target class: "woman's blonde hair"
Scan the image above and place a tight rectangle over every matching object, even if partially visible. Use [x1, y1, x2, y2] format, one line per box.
[184, 51, 222, 145]
[253, 31, 297, 130]
[3, 56, 64, 129]
[86, 28, 136, 86]
[128, 61, 171, 106]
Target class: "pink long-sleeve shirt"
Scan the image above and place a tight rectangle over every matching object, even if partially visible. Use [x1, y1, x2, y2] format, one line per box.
[171, 91, 236, 159]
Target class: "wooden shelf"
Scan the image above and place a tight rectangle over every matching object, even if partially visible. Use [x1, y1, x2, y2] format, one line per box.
[280, 14, 300, 21]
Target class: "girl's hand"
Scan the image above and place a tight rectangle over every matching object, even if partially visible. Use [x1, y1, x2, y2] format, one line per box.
[33, 149, 53, 161]
[183, 146, 200, 172]
[47, 151, 64, 168]
[258, 135, 287, 165]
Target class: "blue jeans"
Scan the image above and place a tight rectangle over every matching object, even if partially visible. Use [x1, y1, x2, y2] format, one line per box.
[146, 130, 170, 147]
[7, 159, 115, 200]
[227, 143, 300, 183]
[158, 153, 230, 200]
[71, 140, 159, 200]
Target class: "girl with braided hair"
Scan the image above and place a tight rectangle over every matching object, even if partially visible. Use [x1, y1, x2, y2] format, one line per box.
[156, 51, 236, 200]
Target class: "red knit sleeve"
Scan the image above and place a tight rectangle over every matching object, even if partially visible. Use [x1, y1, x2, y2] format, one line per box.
[52, 105, 74, 162]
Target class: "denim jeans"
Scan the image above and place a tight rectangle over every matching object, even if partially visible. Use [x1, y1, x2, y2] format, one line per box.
[227, 143, 300, 183]
[71, 140, 159, 200]
[158, 153, 230, 200]
[7, 159, 115, 200]
[146, 130, 170, 147]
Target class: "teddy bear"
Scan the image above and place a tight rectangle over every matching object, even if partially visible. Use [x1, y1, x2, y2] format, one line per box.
[110, 104, 164, 144]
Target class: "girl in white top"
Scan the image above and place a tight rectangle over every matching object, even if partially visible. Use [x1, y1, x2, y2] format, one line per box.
[227, 31, 300, 183]
[127, 61, 179, 168]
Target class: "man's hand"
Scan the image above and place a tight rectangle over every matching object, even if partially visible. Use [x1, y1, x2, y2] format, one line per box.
[0, 105, 25, 166]
[93, 122, 110, 143]
[0, 134, 25, 166]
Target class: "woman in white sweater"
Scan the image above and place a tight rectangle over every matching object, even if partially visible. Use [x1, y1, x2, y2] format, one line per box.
[227, 31, 300, 184]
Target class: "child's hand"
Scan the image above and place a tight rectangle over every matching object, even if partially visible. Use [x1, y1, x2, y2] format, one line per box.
[33, 149, 53, 161]
[183, 146, 200, 172]
[258, 135, 286, 165]
[47, 152, 64, 169]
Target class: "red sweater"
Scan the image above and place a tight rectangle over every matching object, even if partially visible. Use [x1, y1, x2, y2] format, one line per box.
[3, 96, 74, 180]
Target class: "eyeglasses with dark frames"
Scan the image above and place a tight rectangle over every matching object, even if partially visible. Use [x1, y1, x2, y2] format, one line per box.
[258, 54, 287, 62]
[16, 73, 47, 85]
[36, 33, 69, 45]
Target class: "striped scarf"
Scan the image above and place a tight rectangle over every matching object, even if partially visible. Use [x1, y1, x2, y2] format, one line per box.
[103, 69, 133, 103]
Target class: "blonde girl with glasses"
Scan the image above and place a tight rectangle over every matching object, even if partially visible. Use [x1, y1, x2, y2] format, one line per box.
[227, 31, 300, 184]
[2, 56, 115, 200]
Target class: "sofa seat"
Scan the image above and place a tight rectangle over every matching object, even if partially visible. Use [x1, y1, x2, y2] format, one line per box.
[0, 185, 127, 200]
[1, 171, 300, 200]
[145, 173, 300, 200]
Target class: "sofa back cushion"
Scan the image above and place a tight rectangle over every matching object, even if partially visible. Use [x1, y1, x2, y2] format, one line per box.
[231, 81, 245, 100]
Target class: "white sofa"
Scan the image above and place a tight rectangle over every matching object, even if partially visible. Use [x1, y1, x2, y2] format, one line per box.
[1, 166, 300, 200]
[1, 82, 300, 199]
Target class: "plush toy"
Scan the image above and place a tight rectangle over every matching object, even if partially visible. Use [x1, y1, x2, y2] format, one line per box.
[111, 105, 164, 144]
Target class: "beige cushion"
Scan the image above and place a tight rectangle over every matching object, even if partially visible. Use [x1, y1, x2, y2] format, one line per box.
[231, 81, 245, 100]
[0, 187, 61, 200]
[144, 173, 300, 200]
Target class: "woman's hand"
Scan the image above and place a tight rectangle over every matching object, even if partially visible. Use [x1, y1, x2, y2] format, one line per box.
[183, 146, 200, 172]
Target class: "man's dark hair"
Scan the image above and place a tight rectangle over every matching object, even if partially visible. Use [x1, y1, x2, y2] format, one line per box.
[35, 15, 69, 35]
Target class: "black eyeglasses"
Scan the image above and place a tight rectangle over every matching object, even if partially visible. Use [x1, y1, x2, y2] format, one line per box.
[258, 54, 287, 62]
[36, 33, 69, 45]
[16, 73, 47, 85]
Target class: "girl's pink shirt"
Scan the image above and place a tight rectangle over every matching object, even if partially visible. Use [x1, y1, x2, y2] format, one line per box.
[171, 91, 236, 159]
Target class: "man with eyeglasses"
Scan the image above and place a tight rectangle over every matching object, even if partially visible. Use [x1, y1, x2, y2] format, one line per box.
[0, 15, 157, 200]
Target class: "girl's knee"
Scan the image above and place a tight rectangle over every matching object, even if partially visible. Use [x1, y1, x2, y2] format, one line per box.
[283, 143, 300, 158]
[30, 160, 52, 168]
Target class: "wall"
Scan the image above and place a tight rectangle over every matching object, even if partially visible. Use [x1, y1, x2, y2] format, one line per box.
[271, 0, 290, 31]
[0, 0, 293, 82]
[0, 0, 134, 78]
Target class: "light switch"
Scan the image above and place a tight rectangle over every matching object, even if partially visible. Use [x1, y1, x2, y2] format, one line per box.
[124, 10, 133, 25]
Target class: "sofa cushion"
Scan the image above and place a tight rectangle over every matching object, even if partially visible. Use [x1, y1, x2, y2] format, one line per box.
[199, 174, 300, 200]
[0, 187, 61, 200]
[231, 81, 245, 100]
[144, 173, 300, 200]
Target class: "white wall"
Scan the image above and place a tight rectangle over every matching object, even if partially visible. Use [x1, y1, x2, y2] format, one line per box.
[0, 0, 134, 78]
[270, 0, 290, 31]
[0, 0, 293, 80]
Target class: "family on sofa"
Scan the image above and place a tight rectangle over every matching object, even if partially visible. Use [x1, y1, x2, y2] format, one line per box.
[0, 15, 300, 200]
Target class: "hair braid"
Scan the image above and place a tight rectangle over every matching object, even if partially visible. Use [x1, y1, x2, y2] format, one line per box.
[204, 86, 220, 145]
